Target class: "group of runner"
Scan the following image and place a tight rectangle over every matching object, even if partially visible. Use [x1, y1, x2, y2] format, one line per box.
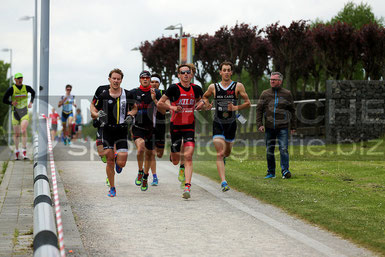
[90, 61, 250, 199]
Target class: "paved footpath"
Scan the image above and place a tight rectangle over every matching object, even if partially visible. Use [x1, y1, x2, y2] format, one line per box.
[0, 147, 34, 257]
[54, 141, 376, 257]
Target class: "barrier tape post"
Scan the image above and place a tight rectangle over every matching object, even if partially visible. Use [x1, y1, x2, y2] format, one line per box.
[42, 114, 65, 257]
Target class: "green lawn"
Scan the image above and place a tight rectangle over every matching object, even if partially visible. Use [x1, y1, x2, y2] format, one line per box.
[193, 139, 385, 256]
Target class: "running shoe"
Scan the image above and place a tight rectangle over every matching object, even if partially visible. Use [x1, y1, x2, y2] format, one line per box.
[115, 163, 122, 174]
[108, 187, 116, 197]
[115, 153, 122, 174]
[22, 149, 27, 159]
[178, 166, 185, 183]
[151, 177, 158, 186]
[100, 155, 107, 163]
[63, 138, 67, 145]
[264, 173, 276, 179]
[282, 170, 292, 179]
[221, 181, 230, 192]
[141, 178, 148, 191]
[223, 157, 226, 165]
[68, 139, 72, 145]
[15, 151, 20, 160]
[135, 171, 144, 186]
[182, 186, 191, 199]
[106, 177, 110, 187]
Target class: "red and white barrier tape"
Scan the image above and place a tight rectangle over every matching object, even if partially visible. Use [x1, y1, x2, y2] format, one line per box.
[42, 114, 66, 257]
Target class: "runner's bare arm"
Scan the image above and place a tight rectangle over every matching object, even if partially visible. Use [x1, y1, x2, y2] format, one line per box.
[202, 84, 215, 110]
[127, 103, 138, 117]
[228, 83, 251, 111]
[158, 95, 182, 112]
[90, 102, 99, 119]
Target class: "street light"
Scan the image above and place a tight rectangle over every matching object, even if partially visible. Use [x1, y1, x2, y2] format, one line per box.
[165, 23, 183, 64]
[131, 47, 144, 70]
[165, 23, 183, 39]
[2, 48, 13, 145]
[20, 13, 38, 132]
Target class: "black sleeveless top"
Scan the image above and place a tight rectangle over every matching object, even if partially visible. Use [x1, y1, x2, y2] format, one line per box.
[214, 81, 237, 122]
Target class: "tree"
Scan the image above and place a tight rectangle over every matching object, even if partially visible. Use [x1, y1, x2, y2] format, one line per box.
[359, 23, 385, 80]
[140, 36, 179, 89]
[244, 32, 270, 99]
[194, 33, 224, 89]
[331, 1, 384, 29]
[264, 20, 313, 98]
[312, 22, 360, 80]
[0, 60, 11, 127]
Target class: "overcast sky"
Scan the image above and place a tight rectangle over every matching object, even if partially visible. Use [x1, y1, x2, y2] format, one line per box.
[1, 0, 384, 98]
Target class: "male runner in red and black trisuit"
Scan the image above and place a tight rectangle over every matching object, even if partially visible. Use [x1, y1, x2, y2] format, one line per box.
[131, 71, 163, 191]
[91, 68, 137, 197]
[158, 64, 205, 199]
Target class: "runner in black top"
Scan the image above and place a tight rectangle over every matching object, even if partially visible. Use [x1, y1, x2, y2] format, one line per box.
[91, 68, 137, 197]
[158, 64, 205, 199]
[91, 84, 110, 163]
[202, 61, 250, 192]
[149, 73, 166, 186]
[131, 71, 162, 192]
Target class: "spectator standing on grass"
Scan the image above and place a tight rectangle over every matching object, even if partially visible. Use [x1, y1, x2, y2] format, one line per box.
[256, 72, 296, 179]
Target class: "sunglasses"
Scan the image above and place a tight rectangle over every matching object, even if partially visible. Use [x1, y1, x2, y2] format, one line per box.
[140, 76, 150, 79]
[179, 70, 191, 75]
[66, 88, 72, 91]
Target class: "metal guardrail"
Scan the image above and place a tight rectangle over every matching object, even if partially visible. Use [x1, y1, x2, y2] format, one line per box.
[33, 134, 60, 256]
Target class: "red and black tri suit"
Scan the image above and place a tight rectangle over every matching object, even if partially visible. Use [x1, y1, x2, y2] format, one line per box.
[165, 83, 203, 153]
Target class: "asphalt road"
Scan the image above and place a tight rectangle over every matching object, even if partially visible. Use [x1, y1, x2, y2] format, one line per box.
[54, 140, 376, 257]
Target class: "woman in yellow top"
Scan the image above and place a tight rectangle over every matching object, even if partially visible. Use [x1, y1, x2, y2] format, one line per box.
[2, 73, 35, 160]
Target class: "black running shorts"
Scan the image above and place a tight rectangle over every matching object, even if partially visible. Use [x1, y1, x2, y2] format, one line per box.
[132, 126, 155, 151]
[212, 119, 237, 142]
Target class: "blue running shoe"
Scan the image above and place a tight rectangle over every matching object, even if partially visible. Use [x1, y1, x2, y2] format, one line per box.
[264, 173, 276, 179]
[115, 154, 122, 174]
[221, 181, 230, 192]
[151, 177, 158, 186]
[282, 170, 292, 179]
[108, 187, 116, 197]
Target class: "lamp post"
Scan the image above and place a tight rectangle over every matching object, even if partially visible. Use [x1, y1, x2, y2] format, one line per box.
[2, 48, 13, 146]
[165, 23, 183, 64]
[20, 13, 38, 132]
[131, 47, 144, 70]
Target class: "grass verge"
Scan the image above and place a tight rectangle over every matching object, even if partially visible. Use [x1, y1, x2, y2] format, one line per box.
[193, 139, 385, 255]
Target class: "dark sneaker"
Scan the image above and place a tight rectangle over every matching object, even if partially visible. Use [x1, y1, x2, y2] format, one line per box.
[108, 187, 116, 197]
[221, 181, 230, 192]
[264, 173, 276, 179]
[141, 178, 148, 191]
[135, 172, 143, 186]
[282, 170, 292, 179]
